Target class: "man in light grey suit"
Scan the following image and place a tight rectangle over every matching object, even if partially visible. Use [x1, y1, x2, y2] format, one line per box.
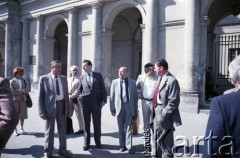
[110, 67, 138, 154]
[38, 60, 72, 158]
[152, 58, 182, 158]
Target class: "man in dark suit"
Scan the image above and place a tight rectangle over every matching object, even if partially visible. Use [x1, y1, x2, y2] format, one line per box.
[78, 60, 107, 151]
[0, 77, 19, 155]
[203, 70, 240, 157]
[152, 58, 182, 158]
[38, 60, 72, 158]
[110, 66, 138, 154]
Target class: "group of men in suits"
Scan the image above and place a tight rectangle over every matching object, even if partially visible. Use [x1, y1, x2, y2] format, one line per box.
[37, 58, 182, 158]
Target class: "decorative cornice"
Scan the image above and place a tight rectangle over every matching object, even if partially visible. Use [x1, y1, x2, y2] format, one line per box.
[78, 31, 91, 37]
[200, 16, 210, 26]
[159, 19, 185, 27]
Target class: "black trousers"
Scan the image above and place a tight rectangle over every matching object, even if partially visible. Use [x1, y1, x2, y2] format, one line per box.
[81, 94, 101, 147]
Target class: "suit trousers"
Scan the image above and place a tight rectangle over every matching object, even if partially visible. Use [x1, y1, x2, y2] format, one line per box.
[69, 100, 84, 131]
[117, 101, 133, 149]
[152, 105, 174, 158]
[141, 100, 154, 149]
[44, 101, 67, 155]
[82, 94, 101, 146]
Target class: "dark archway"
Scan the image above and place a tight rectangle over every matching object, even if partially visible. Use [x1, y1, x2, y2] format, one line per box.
[54, 21, 68, 76]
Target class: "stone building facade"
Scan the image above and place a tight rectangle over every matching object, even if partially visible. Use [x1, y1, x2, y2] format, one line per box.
[0, 0, 240, 113]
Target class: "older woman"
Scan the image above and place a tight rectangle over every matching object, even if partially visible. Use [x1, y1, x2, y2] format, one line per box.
[10, 67, 30, 135]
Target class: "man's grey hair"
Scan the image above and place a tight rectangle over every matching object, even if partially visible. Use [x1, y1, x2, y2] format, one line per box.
[228, 55, 240, 81]
[70, 65, 78, 71]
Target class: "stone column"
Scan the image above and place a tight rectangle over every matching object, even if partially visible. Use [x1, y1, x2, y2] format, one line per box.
[21, 19, 30, 77]
[66, 8, 78, 78]
[34, 16, 44, 83]
[102, 28, 113, 94]
[4, 19, 13, 79]
[142, 0, 158, 65]
[199, 16, 210, 104]
[180, 0, 200, 113]
[90, 1, 102, 72]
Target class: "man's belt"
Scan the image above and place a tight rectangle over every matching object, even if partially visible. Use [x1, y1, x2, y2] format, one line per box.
[56, 99, 64, 103]
[142, 97, 153, 101]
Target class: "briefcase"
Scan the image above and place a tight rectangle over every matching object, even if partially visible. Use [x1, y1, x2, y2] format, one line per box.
[132, 111, 139, 135]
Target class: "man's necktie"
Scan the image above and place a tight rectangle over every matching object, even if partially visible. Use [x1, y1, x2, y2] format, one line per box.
[87, 74, 92, 89]
[55, 76, 60, 95]
[122, 80, 127, 103]
[152, 77, 162, 107]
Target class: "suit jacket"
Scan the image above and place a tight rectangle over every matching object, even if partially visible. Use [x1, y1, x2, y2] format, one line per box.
[157, 72, 182, 126]
[78, 72, 107, 104]
[203, 91, 240, 157]
[38, 73, 69, 118]
[136, 73, 158, 98]
[68, 76, 80, 99]
[110, 78, 138, 117]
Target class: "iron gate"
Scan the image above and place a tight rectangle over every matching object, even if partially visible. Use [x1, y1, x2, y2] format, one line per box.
[213, 34, 240, 94]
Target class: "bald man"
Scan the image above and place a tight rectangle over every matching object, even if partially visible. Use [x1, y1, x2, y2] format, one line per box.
[110, 67, 138, 154]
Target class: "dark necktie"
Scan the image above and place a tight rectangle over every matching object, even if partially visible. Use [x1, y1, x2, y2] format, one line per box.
[152, 77, 162, 108]
[121, 80, 127, 103]
[87, 74, 91, 89]
[55, 76, 60, 95]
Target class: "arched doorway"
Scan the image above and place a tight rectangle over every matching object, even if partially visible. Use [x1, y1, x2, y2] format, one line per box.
[111, 8, 142, 80]
[44, 15, 68, 76]
[0, 25, 5, 76]
[54, 21, 68, 76]
[204, 0, 240, 99]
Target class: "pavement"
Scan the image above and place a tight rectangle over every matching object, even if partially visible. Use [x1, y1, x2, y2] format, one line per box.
[1, 92, 210, 158]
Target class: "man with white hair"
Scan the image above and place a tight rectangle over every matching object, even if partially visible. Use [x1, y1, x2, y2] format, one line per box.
[68, 65, 84, 135]
[203, 68, 240, 157]
[224, 55, 240, 94]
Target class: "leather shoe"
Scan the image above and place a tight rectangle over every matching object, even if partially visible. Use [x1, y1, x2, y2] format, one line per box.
[128, 148, 135, 154]
[83, 146, 89, 151]
[96, 145, 102, 149]
[120, 147, 127, 152]
[58, 150, 72, 158]
[74, 130, 84, 135]
[44, 154, 53, 158]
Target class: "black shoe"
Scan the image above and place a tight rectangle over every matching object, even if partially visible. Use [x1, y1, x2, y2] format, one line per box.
[83, 146, 89, 151]
[120, 147, 127, 152]
[96, 145, 102, 149]
[75, 130, 84, 135]
[58, 150, 72, 158]
[128, 148, 135, 154]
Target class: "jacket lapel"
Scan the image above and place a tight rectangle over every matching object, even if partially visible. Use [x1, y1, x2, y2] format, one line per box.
[159, 75, 168, 92]
[48, 74, 54, 93]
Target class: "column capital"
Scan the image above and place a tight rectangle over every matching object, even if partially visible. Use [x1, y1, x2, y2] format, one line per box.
[102, 28, 113, 36]
[200, 16, 210, 26]
[89, 0, 103, 8]
[33, 15, 44, 21]
[65, 7, 78, 14]
[20, 18, 30, 23]
[139, 24, 145, 29]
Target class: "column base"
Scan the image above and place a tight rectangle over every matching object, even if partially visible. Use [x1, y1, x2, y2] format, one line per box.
[179, 90, 199, 113]
[31, 82, 39, 92]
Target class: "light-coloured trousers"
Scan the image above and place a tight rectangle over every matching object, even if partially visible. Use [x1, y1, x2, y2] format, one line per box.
[44, 101, 67, 155]
[117, 101, 133, 149]
[69, 99, 84, 131]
